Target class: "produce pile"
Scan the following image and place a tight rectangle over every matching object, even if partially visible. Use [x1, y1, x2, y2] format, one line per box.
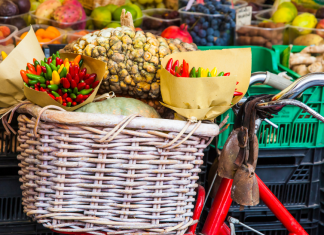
[20, 52, 99, 107]
[288, 44, 324, 75]
[142, 10, 179, 32]
[181, 0, 236, 46]
[18, 25, 61, 45]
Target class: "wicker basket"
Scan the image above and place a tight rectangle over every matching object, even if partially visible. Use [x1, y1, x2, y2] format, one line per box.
[79, 0, 126, 10]
[16, 104, 218, 234]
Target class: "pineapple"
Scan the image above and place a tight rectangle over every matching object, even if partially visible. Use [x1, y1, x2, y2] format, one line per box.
[61, 10, 198, 105]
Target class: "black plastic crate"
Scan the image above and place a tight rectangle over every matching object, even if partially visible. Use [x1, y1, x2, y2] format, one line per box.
[0, 222, 63, 235]
[230, 221, 319, 235]
[320, 221, 324, 235]
[229, 148, 324, 208]
[42, 44, 66, 59]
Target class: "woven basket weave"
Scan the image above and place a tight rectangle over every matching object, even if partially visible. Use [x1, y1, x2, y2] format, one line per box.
[16, 104, 218, 234]
[79, 0, 125, 10]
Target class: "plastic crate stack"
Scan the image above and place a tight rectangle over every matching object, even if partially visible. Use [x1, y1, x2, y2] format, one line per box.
[0, 116, 63, 235]
[195, 46, 324, 234]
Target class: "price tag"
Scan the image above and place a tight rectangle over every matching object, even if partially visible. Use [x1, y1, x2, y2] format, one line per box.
[236, 6, 252, 29]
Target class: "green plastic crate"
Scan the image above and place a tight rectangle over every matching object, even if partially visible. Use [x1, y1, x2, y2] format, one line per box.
[199, 46, 324, 149]
[272, 45, 306, 79]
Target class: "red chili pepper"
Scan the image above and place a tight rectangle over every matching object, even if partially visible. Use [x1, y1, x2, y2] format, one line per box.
[84, 74, 90, 80]
[72, 102, 77, 106]
[48, 94, 55, 99]
[74, 65, 80, 75]
[224, 72, 230, 76]
[84, 85, 89, 89]
[26, 70, 32, 74]
[234, 91, 243, 96]
[57, 89, 63, 96]
[47, 58, 52, 64]
[75, 94, 84, 103]
[40, 87, 46, 92]
[46, 80, 50, 86]
[33, 58, 37, 64]
[62, 102, 67, 106]
[69, 65, 75, 77]
[85, 74, 96, 85]
[66, 97, 72, 103]
[83, 95, 89, 100]
[236, 81, 239, 85]
[175, 73, 181, 77]
[62, 93, 68, 99]
[74, 74, 80, 84]
[170, 69, 175, 76]
[79, 71, 85, 81]
[77, 82, 86, 91]
[172, 60, 179, 71]
[36, 65, 42, 75]
[56, 57, 61, 66]
[27, 63, 36, 75]
[165, 58, 173, 72]
[91, 80, 100, 88]
[66, 73, 73, 83]
[41, 66, 47, 73]
[34, 87, 39, 91]
[71, 80, 77, 89]
[62, 78, 70, 89]
[81, 68, 87, 74]
[182, 60, 189, 77]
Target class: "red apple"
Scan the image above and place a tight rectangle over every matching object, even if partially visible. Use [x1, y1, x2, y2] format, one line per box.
[316, 19, 324, 37]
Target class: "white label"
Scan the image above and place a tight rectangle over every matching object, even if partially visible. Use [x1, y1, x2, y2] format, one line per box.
[236, 6, 252, 29]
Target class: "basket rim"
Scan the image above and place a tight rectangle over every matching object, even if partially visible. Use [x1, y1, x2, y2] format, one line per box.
[17, 104, 219, 137]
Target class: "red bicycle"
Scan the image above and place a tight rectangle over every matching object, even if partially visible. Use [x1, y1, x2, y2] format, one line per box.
[186, 72, 324, 235]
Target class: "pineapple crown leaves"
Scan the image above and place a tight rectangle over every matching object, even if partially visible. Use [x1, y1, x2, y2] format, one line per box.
[120, 9, 135, 31]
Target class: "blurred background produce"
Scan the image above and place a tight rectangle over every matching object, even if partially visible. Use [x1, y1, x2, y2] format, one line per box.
[32, 0, 87, 30]
[179, 0, 236, 46]
[142, 9, 179, 34]
[0, 24, 17, 63]
[0, 0, 33, 29]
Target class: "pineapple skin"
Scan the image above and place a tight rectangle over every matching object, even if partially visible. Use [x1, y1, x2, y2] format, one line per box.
[62, 26, 198, 100]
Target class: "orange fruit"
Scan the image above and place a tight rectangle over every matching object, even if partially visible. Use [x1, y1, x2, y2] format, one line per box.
[45, 32, 57, 40]
[0, 31, 3, 38]
[6, 38, 13, 45]
[36, 28, 46, 38]
[52, 40, 60, 44]
[36, 36, 43, 42]
[20, 32, 28, 39]
[46, 26, 60, 37]
[0, 26, 10, 37]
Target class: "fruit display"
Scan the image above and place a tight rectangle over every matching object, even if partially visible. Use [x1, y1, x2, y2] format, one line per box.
[142, 9, 180, 34]
[287, 44, 324, 75]
[15, 24, 65, 46]
[76, 97, 161, 118]
[0, 24, 17, 62]
[0, 0, 33, 29]
[32, 0, 87, 30]
[179, 0, 236, 46]
[89, 3, 143, 29]
[20, 52, 100, 107]
[236, 22, 286, 49]
[60, 10, 198, 114]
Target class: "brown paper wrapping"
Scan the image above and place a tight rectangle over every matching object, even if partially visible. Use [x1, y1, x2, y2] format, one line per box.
[160, 48, 251, 120]
[0, 27, 44, 108]
[24, 53, 106, 111]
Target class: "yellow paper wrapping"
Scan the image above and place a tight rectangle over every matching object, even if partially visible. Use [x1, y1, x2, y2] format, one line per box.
[160, 48, 251, 120]
[24, 53, 106, 111]
[0, 27, 44, 108]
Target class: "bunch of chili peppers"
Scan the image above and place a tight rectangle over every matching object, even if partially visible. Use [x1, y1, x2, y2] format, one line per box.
[165, 58, 243, 97]
[20, 52, 100, 107]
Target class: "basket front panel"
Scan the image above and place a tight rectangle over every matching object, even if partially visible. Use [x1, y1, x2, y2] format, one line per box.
[17, 115, 208, 234]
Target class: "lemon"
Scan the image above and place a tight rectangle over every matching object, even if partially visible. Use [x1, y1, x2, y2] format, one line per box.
[128, 3, 143, 27]
[137, 0, 148, 5]
[292, 13, 318, 35]
[272, 8, 295, 23]
[278, 2, 297, 18]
